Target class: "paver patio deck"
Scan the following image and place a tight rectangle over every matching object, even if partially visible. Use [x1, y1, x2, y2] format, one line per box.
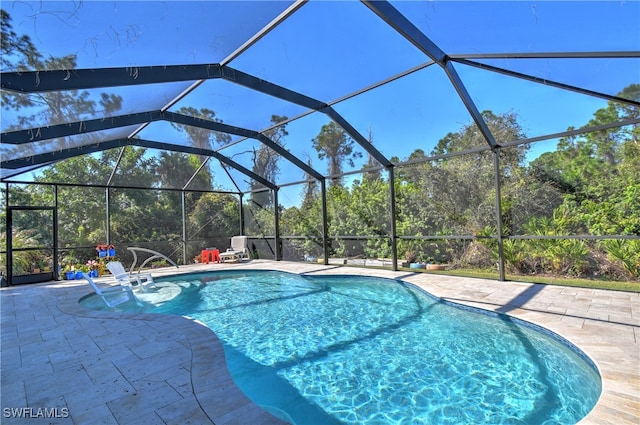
[1, 260, 638, 424]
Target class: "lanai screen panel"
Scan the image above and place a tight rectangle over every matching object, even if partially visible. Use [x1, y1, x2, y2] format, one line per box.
[168, 79, 310, 136]
[3, 1, 295, 68]
[230, 1, 428, 102]
[331, 65, 477, 161]
[455, 63, 634, 143]
[3, 0, 638, 185]
[1, 126, 139, 170]
[1, 82, 195, 132]
[471, 57, 640, 101]
[392, 1, 639, 52]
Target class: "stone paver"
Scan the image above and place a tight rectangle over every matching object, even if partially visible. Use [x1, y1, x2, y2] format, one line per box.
[1, 260, 638, 424]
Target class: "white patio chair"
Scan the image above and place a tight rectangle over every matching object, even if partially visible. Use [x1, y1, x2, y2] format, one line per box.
[82, 273, 141, 308]
[106, 261, 157, 292]
[219, 236, 250, 263]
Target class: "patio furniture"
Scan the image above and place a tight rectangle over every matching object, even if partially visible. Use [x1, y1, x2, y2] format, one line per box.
[219, 236, 250, 263]
[106, 261, 157, 292]
[126, 247, 179, 274]
[201, 248, 220, 264]
[82, 272, 141, 308]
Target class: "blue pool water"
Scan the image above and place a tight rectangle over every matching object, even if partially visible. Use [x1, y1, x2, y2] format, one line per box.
[81, 270, 601, 424]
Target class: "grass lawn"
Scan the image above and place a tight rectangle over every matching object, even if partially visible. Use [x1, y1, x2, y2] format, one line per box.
[335, 262, 639, 292]
[412, 267, 640, 293]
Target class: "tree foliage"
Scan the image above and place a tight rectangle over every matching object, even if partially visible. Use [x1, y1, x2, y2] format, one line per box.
[312, 121, 362, 187]
[249, 115, 289, 208]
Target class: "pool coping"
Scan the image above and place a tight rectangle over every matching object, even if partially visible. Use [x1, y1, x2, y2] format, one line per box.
[56, 296, 288, 425]
[1, 260, 638, 424]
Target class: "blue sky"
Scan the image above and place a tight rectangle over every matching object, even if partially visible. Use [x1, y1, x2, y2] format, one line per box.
[2, 1, 639, 192]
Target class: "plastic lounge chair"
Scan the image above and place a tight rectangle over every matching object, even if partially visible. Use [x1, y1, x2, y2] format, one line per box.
[219, 236, 250, 263]
[82, 272, 141, 308]
[106, 261, 157, 292]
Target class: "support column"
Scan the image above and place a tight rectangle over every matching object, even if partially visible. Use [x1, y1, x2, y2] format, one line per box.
[321, 179, 329, 266]
[493, 149, 506, 281]
[105, 187, 111, 245]
[181, 191, 187, 265]
[53, 185, 59, 280]
[3, 184, 8, 284]
[388, 166, 398, 271]
[273, 188, 281, 261]
[238, 193, 245, 236]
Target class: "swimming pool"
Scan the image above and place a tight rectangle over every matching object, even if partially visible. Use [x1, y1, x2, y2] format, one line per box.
[81, 270, 601, 424]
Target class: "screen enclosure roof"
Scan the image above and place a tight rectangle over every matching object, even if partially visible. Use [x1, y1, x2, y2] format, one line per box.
[1, 0, 639, 193]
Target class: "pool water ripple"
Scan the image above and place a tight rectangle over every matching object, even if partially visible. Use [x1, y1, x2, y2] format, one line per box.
[81, 270, 601, 424]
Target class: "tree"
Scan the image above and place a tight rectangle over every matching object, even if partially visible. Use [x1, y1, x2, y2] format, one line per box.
[170, 106, 232, 188]
[300, 155, 319, 212]
[529, 84, 640, 236]
[312, 121, 362, 186]
[171, 106, 231, 150]
[188, 192, 240, 243]
[495, 84, 639, 279]
[325, 185, 352, 256]
[362, 127, 382, 183]
[249, 115, 288, 208]
[349, 177, 391, 258]
[30, 146, 164, 249]
[426, 111, 528, 234]
[390, 112, 531, 266]
[168, 106, 233, 210]
[154, 152, 205, 239]
[31, 156, 110, 251]
[155, 151, 207, 190]
[1, 9, 41, 73]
